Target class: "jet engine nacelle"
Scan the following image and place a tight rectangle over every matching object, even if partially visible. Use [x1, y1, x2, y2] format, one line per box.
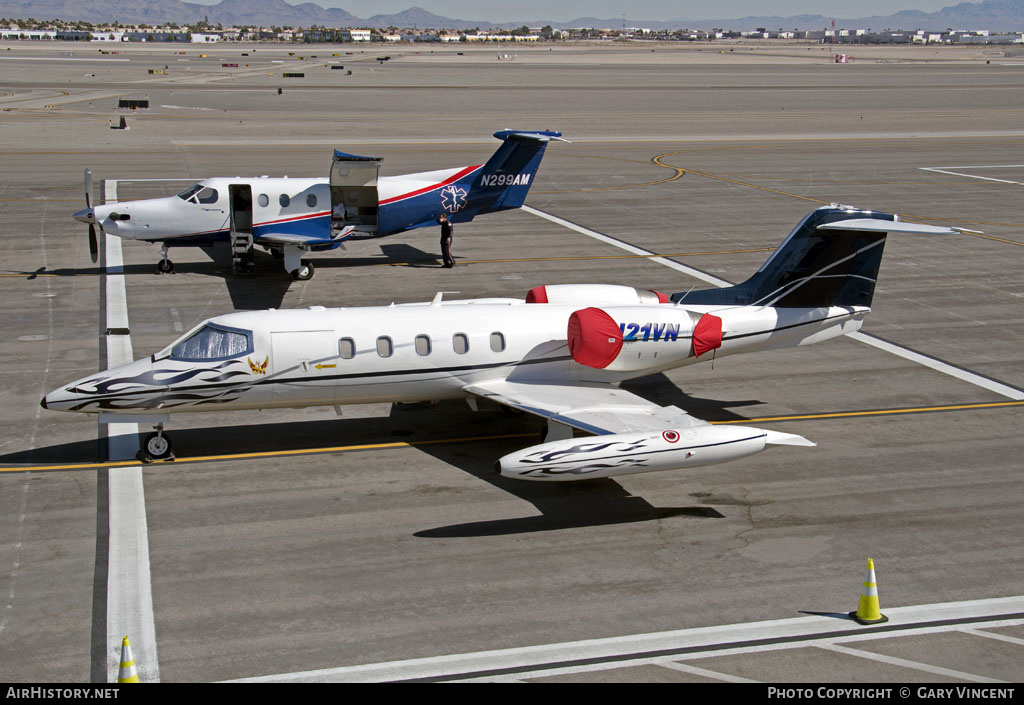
[496, 425, 781, 481]
[567, 305, 724, 372]
[526, 284, 668, 306]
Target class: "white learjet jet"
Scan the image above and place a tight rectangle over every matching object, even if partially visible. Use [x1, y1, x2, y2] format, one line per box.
[44, 205, 966, 478]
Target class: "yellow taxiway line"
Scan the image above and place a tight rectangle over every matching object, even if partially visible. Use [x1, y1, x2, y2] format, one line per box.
[3, 400, 1020, 475]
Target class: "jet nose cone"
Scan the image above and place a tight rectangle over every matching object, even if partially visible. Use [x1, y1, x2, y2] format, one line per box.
[73, 207, 95, 224]
[40, 395, 48, 410]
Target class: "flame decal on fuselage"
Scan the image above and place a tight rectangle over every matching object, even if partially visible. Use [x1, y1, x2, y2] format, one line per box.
[61, 359, 258, 412]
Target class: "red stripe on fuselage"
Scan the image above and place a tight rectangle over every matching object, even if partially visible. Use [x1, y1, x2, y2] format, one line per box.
[378, 165, 482, 206]
[256, 211, 331, 227]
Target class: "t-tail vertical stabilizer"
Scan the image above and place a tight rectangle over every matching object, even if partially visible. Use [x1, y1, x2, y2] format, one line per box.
[468, 130, 566, 213]
[672, 206, 961, 308]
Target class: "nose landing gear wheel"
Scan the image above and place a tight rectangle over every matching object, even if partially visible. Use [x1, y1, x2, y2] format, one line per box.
[156, 258, 175, 274]
[138, 427, 174, 463]
[291, 263, 314, 281]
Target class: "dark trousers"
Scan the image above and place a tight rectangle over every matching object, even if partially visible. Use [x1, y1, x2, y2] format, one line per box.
[440, 234, 454, 267]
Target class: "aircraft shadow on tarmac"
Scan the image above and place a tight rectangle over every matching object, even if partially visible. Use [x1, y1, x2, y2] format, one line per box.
[5, 376, 767, 535]
[11, 242, 445, 310]
[410, 375, 765, 538]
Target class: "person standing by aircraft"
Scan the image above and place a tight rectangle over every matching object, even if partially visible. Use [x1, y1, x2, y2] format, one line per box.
[438, 212, 455, 268]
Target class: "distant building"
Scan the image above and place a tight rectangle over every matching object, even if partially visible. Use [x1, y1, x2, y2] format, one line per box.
[341, 29, 372, 42]
[1, 29, 56, 40]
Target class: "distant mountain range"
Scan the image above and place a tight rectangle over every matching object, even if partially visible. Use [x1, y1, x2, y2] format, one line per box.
[1, 0, 1023, 32]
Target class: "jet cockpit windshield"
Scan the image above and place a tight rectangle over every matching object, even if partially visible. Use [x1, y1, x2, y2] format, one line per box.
[168, 323, 253, 362]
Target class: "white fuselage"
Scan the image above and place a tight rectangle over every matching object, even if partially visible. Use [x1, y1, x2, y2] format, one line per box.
[89, 169, 470, 243]
[42, 298, 869, 417]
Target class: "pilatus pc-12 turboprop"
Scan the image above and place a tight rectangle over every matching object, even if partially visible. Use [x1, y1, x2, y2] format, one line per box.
[45, 205, 968, 474]
[73, 130, 566, 280]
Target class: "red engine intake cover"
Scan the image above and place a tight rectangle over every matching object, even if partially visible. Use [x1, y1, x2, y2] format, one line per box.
[692, 313, 723, 358]
[525, 286, 548, 303]
[568, 307, 623, 369]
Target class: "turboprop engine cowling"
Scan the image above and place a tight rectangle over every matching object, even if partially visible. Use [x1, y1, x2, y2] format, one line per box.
[526, 284, 668, 306]
[567, 306, 723, 372]
[496, 425, 804, 481]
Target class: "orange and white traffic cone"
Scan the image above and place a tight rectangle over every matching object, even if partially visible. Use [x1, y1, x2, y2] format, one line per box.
[117, 635, 139, 683]
[849, 558, 889, 625]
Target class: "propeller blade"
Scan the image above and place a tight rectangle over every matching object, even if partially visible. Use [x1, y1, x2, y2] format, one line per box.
[89, 224, 98, 263]
[84, 168, 92, 209]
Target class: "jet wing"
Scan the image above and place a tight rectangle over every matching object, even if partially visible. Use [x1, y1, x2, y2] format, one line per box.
[465, 379, 813, 447]
[463, 379, 708, 436]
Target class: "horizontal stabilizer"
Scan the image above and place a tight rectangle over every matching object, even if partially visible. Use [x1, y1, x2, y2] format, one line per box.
[818, 219, 961, 236]
[493, 129, 569, 143]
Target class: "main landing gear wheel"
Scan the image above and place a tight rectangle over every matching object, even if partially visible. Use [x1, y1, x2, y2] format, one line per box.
[156, 258, 175, 274]
[291, 263, 314, 281]
[138, 425, 174, 463]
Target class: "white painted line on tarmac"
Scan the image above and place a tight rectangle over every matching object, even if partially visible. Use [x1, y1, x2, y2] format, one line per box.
[960, 627, 1024, 646]
[225, 596, 1024, 683]
[524, 205, 1024, 401]
[819, 643, 1005, 682]
[521, 205, 732, 287]
[920, 165, 1024, 186]
[654, 660, 759, 683]
[848, 332, 1024, 400]
[102, 180, 160, 683]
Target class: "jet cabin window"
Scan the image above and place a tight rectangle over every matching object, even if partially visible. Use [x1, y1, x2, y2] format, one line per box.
[490, 332, 505, 352]
[415, 335, 431, 356]
[170, 324, 252, 361]
[338, 338, 355, 359]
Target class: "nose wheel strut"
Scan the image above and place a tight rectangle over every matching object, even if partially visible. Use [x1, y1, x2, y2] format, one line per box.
[156, 244, 175, 275]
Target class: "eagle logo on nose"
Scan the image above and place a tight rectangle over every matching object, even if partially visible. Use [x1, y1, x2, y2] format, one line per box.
[248, 356, 269, 375]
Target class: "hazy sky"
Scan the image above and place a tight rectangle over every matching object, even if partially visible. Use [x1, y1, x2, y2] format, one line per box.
[187, 1, 963, 23]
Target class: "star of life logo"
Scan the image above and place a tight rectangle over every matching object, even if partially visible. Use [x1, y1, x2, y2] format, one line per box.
[440, 185, 468, 213]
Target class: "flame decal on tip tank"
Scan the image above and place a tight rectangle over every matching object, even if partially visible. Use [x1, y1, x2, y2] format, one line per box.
[518, 458, 651, 478]
[519, 439, 650, 465]
[515, 437, 654, 477]
[63, 359, 259, 412]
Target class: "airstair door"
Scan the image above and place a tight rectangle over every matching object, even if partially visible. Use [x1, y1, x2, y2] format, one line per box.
[228, 184, 254, 272]
[330, 151, 381, 233]
[228, 184, 253, 234]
